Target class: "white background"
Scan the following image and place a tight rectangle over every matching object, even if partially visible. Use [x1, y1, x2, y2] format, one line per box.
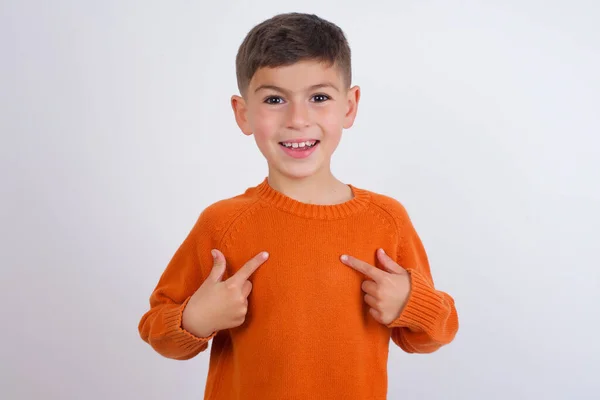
[1, 1, 599, 399]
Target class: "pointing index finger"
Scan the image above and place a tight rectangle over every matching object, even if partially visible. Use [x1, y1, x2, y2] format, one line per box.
[341, 254, 386, 282]
[228, 251, 269, 284]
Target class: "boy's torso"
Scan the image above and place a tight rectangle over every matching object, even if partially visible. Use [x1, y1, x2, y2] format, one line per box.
[202, 193, 399, 399]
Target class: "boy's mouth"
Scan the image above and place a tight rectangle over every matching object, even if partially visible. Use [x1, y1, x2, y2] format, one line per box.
[278, 140, 320, 150]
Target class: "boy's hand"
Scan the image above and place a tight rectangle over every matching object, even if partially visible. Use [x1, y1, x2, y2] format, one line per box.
[182, 249, 269, 338]
[340, 249, 411, 325]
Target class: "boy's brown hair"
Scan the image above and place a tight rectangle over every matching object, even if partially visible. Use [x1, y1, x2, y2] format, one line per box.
[235, 12, 352, 97]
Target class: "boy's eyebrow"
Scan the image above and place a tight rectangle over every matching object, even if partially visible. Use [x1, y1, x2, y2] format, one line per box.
[254, 82, 340, 94]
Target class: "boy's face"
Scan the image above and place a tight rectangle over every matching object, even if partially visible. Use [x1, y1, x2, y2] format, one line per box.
[231, 60, 360, 181]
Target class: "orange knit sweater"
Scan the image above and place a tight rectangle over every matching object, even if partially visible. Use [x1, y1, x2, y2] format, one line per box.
[138, 178, 458, 400]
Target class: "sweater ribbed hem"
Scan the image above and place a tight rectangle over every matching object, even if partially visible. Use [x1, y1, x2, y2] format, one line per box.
[386, 269, 447, 332]
[253, 177, 371, 219]
[163, 297, 217, 350]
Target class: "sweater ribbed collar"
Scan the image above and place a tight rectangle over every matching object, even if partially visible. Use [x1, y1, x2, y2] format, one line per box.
[253, 177, 371, 220]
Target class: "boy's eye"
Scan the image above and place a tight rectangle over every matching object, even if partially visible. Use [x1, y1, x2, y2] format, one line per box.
[312, 94, 330, 103]
[264, 96, 284, 105]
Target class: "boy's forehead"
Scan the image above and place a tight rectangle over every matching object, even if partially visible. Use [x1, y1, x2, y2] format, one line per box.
[249, 60, 344, 93]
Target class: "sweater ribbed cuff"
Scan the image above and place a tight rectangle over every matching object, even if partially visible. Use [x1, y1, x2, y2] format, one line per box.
[163, 296, 217, 350]
[386, 269, 447, 332]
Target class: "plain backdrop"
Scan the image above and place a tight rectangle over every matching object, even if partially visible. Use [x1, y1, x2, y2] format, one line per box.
[1, 1, 599, 399]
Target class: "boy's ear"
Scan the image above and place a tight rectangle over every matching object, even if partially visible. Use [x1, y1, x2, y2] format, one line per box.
[231, 95, 253, 136]
[343, 85, 361, 129]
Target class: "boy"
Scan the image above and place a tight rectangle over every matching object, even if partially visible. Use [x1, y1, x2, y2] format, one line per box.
[139, 12, 458, 400]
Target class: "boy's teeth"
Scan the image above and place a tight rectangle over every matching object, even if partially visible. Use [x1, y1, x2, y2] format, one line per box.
[281, 140, 317, 148]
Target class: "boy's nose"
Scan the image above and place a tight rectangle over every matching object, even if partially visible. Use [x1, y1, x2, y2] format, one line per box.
[286, 102, 310, 129]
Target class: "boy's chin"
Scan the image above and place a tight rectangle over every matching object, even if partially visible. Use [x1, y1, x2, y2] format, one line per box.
[270, 163, 329, 181]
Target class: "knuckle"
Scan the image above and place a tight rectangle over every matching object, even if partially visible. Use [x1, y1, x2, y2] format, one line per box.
[213, 261, 224, 270]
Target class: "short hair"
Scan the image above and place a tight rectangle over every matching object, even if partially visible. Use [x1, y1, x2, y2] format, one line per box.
[235, 12, 352, 96]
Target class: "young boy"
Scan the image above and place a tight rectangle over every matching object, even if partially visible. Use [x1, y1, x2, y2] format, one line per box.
[139, 12, 458, 400]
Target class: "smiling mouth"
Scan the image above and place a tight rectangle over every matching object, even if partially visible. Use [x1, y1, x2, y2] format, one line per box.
[278, 140, 320, 150]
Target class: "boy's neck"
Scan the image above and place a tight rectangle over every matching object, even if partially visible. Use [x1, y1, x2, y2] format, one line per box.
[266, 169, 353, 206]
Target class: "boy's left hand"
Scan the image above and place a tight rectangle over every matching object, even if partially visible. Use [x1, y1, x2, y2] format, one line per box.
[340, 248, 411, 325]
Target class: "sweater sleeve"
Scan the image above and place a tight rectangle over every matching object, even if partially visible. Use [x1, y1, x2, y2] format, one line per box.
[386, 207, 459, 353]
[138, 210, 220, 360]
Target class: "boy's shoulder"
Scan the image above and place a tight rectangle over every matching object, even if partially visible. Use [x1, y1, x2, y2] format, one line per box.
[362, 186, 410, 219]
[194, 188, 259, 230]
[358, 186, 417, 233]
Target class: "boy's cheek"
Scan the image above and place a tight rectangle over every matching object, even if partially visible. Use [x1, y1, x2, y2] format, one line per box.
[253, 106, 282, 124]
[251, 118, 281, 140]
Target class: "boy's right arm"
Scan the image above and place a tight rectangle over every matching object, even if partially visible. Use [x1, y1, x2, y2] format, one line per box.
[138, 215, 217, 361]
[138, 210, 269, 361]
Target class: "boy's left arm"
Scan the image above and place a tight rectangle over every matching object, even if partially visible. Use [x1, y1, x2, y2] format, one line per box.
[341, 209, 459, 353]
[386, 214, 459, 353]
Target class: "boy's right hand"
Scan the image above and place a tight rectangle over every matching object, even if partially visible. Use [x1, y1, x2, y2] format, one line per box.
[182, 249, 269, 338]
